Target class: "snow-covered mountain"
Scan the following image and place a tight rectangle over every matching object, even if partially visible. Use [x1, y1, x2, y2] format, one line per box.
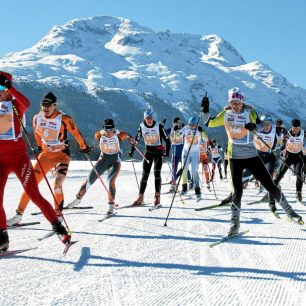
[1, 16, 306, 142]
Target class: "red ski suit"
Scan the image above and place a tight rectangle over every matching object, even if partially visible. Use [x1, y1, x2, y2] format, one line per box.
[0, 85, 58, 230]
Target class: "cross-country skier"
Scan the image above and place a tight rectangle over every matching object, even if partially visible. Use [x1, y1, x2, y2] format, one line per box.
[7, 92, 91, 226]
[199, 138, 211, 189]
[253, 113, 279, 213]
[202, 87, 303, 236]
[168, 117, 184, 192]
[223, 147, 228, 180]
[272, 119, 305, 203]
[274, 118, 287, 175]
[67, 119, 134, 214]
[174, 116, 209, 200]
[129, 109, 171, 208]
[0, 72, 70, 251]
[208, 139, 223, 181]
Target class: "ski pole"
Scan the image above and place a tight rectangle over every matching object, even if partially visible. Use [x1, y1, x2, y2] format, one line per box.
[11, 104, 70, 230]
[133, 145, 149, 163]
[164, 110, 203, 226]
[207, 161, 218, 199]
[131, 159, 140, 191]
[84, 153, 115, 204]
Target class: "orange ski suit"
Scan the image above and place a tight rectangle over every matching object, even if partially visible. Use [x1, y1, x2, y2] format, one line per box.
[16, 110, 88, 214]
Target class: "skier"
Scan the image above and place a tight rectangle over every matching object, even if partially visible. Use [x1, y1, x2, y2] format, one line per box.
[129, 109, 171, 208]
[174, 116, 209, 200]
[208, 139, 223, 181]
[67, 119, 134, 214]
[272, 119, 305, 203]
[223, 147, 228, 180]
[253, 113, 279, 213]
[168, 117, 184, 192]
[7, 92, 91, 226]
[274, 118, 287, 175]
[202, 87, 303, 235]
[199, 138, 211, 189]
[0, 71, 70, 251]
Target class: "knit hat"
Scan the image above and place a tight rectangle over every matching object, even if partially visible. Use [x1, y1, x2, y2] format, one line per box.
[104, 118, 115, 130]
[41, 92, 57, 106]
[173, 117, 181, 123]
[228, 87, 245, 102]
[0, 71, 13, 82]
[292, 119, 301, 127]
[188, 116, 197, 125]
[144, 109, 154, 119]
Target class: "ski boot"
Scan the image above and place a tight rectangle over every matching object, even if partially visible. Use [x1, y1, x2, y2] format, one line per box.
[52, 220, 71, 244]
[206, 182, 211, 190]
[269, 198, 277, 213]
[277, 190, 303, 223]
[296, 192, 302, 203]
[228, 209, 240, 236]
[7, 210, 23, 226]
[133, 194, 144, 206]
[181, 184, 188, 195]
[169, 184, 176, 193]
[106, 203, 115, 215]
[285, 207, 303, 224]
[195, 187, 201, 202]
[0, 229, 9, 252]
[154, 192, 161, 208]
[67, 195, 82, 208]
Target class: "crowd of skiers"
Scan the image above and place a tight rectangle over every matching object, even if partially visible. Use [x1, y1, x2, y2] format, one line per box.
[0, 70, 304, 252]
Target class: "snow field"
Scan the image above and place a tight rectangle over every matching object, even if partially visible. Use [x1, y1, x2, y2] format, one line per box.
[1, 161, 305, 306]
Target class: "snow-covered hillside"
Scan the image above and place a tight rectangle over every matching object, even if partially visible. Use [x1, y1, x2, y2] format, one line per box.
[1, 161, 306, 306]
[1, 16, 306, 128]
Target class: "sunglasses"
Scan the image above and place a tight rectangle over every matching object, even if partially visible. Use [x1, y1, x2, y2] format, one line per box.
[0, 85, 6, 91]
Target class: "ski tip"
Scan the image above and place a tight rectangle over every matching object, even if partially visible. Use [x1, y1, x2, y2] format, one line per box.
[63, 241, 78, 256]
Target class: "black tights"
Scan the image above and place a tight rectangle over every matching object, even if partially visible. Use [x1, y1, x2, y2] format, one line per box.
[140, 152, 163, 194]
[230, 156, 281, 210]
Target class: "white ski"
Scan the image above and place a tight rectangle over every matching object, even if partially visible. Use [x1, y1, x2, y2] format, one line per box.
[98, 212, 118, 222]
[208, 230, 250, 247]
[149, 204, 162, 211]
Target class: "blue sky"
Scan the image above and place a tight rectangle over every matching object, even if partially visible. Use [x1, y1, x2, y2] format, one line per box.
[2, 0, 306, 88]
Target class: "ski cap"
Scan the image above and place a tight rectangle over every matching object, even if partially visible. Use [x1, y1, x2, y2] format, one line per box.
[276, 118, 283, 125]
[41, 92, 57, 106]
[228, 87, 245, 102]
[0, 71, 13, 82]
[188, 116, 197, 126]
[292, 119, 301, 127]
[104, 118, 115, 131]
[144, 109, 154, 119]
[173, 117, 181, 124]
[260, 113, 273, 125]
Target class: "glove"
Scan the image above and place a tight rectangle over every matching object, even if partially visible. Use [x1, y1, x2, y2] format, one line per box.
[0, 74, 12, 89]
[198, 126, 203, 132]
[36, 146, 42, 154]
[81, 146, 93, 154]
[163, 151, 169, 161]
[244, 123, 256, 131]
[173, 125, 179, 131]
[128, 147, 135, 158]
[201, 96, 209, 113]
